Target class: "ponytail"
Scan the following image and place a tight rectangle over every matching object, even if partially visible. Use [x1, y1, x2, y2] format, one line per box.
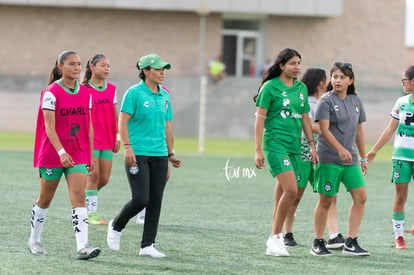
[82, 60, 93, 85]
[48, 60, 62, 85]
[82, 54, 106, 85]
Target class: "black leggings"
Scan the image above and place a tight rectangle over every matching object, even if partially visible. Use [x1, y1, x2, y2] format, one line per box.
[112, 156, 168, 248]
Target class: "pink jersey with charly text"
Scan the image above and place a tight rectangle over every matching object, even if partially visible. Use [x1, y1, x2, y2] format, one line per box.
[33, 82, 92, 167]
[88, 81, 117, 150]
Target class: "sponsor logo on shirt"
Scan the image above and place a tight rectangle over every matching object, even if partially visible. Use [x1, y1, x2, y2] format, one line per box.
[143, 101, 149, 107]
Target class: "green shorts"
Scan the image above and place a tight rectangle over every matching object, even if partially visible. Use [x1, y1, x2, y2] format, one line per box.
[264, 148, 300, 179]
[297, 159, 315, 189]
[314, 163, 365, 197]
[392, 159, 414, 183]
[39, 164, 89, 180]
[93, 149, 113, 161]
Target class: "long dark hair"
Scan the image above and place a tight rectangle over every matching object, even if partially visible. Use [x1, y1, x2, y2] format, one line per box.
[327, 62, 356, 95]
[405, 66, 414, 79]
[301, 68, 326, 97]
[82, 54, 106, 85]
[48, 50, 78, 85]
[253, 48, 301, 102]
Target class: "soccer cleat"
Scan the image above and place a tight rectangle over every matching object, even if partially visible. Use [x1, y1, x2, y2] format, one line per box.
[28, 241, 48, 255]
[342, 237, 370, 256]
[284, 232, 298, 247]
[266, 234, 289, 256]
[136, 208, 146, 225]
[326, 233, 345, 249]
[139, 244, 166, 258]
[310, 239, 333, 256]
[88, 212, 107, 225]
[77, 246, 101, 260]
[107, 219, 122, 251]
[395, 236, 407, 250]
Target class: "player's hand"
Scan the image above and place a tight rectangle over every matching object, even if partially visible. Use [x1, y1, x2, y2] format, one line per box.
[255, 151, 266, 169]
[124, 147, 136, 166]
[310, 150, 319, 164]
[60, 153, 75, 168]
[360, 161, 368, 175]
[367, 150, 376, 164]
[113, 140, 121, 153]
[338, 148, 352, 163]
[169, 155, 182, 168]
[87, 162, 95, 176]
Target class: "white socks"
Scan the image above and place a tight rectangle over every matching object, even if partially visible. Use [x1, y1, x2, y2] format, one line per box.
[72, 207, 88, 251]
[393, 219, 404, 239]
[29, 204, 48, 244]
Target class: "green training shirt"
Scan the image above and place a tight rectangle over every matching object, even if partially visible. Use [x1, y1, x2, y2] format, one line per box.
[120, 81, 173, 156]
[256, 77, 309, 154]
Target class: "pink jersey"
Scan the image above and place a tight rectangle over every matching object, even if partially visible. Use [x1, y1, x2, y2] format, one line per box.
[33, 81, 92, 167]
[88, 81, 117, 150]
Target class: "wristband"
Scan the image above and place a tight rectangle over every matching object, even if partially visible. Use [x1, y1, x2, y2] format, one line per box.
[123, 143, 131, 146]
[58, 148, 66, 157]
[116, 133, 121, 141]
[168, 153, 175, 158]
[307, 140, 315, 144]
[360, 158, 367, 162]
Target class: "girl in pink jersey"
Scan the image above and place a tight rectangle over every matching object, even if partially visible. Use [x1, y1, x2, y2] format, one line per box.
[29, 50, 101, 260]
[83, 54, 120, 225]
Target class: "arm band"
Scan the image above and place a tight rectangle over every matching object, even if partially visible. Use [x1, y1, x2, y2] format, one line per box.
[254, 112, 266, 119]
[58, 148, 66, 157]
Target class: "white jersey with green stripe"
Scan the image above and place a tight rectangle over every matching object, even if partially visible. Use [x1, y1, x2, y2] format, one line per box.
[391, 94, 414, 161]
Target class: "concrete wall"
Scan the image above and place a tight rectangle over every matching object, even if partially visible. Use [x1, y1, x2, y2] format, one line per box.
[0, 0, 408, 141]
[0, 5, 222, 80]
[265, 0, 406, 91]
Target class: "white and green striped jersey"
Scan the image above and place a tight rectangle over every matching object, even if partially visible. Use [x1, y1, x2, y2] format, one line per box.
[391, 94, 414, 161]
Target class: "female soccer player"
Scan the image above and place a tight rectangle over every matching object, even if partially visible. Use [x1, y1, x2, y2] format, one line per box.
[29, 50, 100, 259]
[367, 66, 414, 250]
[107, 54, 182, 258]
[311, 62, 369, 256]
[83, 54, 120, 225]
[282, 68, 345, 250]
[254, 48, 318, 257]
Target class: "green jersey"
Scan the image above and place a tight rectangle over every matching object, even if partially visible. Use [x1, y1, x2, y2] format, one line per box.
[256, 77, 309, 154]
[120, 81, 173, 156]
[391, 94, 414, 161]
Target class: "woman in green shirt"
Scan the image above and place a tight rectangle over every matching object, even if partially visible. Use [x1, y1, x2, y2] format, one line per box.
[254, 48, 318, 257]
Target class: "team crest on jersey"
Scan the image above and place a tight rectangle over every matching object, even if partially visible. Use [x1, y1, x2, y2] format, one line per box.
[394, 170, 400, 180]
[45, 169, 53, 176]
[283, 157, 290, 166]
[299, 91, 304, 101]
[355, 105, 360, 113]
[324, 182, 332, 192]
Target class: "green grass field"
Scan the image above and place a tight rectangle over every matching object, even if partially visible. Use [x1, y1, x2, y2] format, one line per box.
[2, 133, 411, 274]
